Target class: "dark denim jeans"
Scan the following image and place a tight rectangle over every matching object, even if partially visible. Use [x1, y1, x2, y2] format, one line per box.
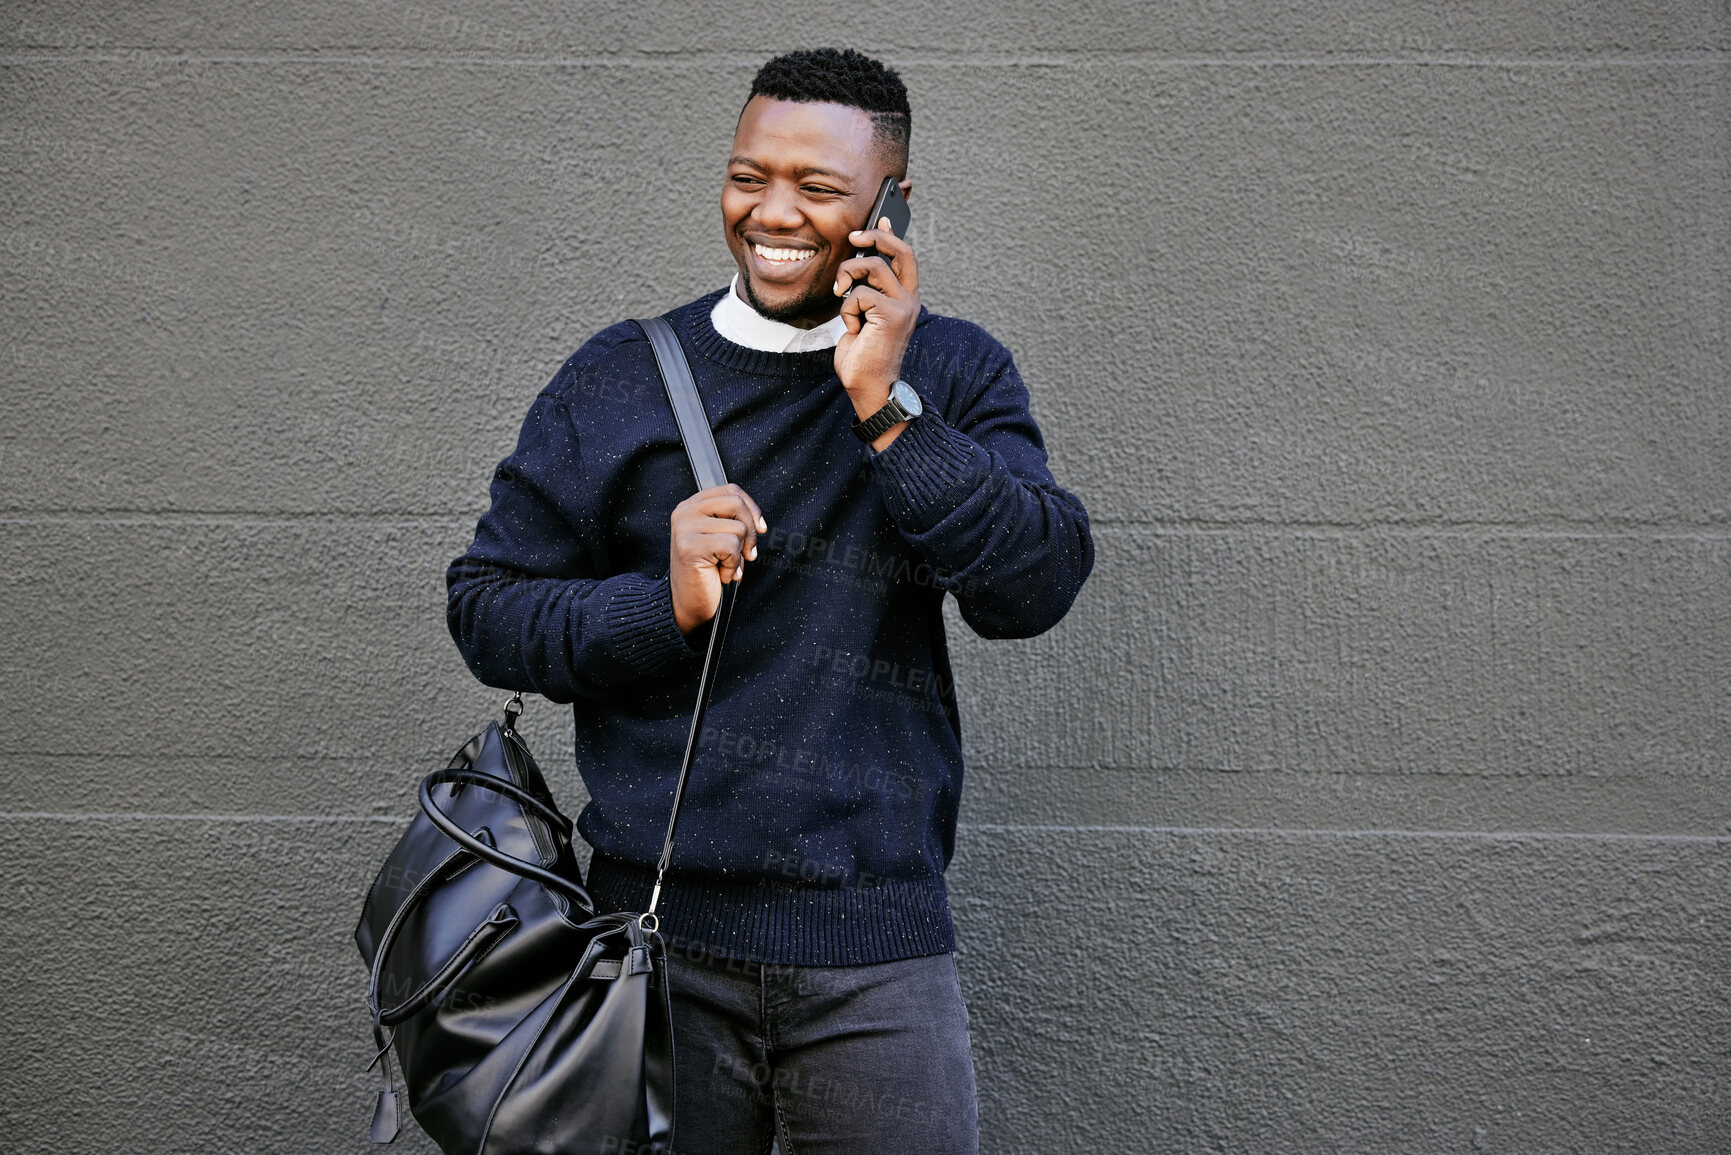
[660, 946, 979, 1155]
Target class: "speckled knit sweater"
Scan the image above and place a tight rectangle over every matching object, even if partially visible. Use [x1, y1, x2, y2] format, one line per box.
[446, 287, 1093, 964]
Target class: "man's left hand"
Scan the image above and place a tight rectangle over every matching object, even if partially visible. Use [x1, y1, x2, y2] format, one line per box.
[833, 220, 919, 427]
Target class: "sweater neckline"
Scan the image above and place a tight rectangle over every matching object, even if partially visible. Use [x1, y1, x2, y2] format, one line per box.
[680, 288, 840, 379]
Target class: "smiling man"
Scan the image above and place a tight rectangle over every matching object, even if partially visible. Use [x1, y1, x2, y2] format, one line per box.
[448, 48, 1093, 1154]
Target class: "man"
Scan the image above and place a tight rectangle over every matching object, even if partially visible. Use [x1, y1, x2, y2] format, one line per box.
[447, 47, 1093, 1154]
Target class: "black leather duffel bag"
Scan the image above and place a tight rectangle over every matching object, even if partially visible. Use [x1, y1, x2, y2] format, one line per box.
[354, 315, 733, 1154]
[355, 699, 675, 1153]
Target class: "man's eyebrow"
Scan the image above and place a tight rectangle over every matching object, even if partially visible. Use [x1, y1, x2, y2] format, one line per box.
[727, 156, 852, 182]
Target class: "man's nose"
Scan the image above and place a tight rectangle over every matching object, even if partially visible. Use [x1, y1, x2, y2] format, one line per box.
[752, 184, 804, 230]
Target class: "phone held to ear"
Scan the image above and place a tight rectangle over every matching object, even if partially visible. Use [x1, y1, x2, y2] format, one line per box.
[854, 177, 911, 268]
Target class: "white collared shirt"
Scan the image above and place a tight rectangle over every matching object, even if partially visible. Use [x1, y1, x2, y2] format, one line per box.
[711, 274, 846, 353]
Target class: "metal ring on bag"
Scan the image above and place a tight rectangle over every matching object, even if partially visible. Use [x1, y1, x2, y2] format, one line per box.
[637, 912, 659, 934]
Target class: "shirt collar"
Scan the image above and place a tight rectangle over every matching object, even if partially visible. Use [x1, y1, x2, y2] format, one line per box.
[711, 274, 846, 353]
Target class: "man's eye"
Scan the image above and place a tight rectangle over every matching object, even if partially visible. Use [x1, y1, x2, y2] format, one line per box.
[730, 175, 763, 187]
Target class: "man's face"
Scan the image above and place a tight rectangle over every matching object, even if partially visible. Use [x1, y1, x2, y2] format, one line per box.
[723, 96, 905, 329]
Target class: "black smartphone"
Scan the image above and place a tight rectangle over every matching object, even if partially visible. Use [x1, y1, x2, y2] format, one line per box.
[854, 176, 911, 267]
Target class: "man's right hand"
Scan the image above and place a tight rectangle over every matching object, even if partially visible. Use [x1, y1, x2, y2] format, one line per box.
[670, 483, 767, 634]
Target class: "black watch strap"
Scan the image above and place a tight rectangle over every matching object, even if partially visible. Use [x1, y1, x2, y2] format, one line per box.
[852, 388, 916, 443]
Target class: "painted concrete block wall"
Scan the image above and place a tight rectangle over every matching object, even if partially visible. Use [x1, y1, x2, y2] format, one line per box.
[2, 4, 1726, 1152]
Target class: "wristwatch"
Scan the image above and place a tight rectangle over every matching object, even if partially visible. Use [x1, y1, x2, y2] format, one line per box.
[851, 380, 924, 443]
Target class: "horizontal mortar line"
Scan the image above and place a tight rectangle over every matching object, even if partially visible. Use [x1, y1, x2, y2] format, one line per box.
[9, 812, 1725, 843]
[12, 751, 495, 761]
[1090, 520, 1731, 537]
[3, 511, 1727, 537]
[0, 50, 1726, 69]
[965, 822, 1731, 843]
[963, 765, 1728, 780]
[1, 810, 405, 823]
[14, 758, 1727, 782]
[0, 511, 470, 526]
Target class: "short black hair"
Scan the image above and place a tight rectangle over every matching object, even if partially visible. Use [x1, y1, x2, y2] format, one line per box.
[746, 48, 911, 171]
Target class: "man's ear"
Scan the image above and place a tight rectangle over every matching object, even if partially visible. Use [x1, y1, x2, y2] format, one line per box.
[898, 177, 912, 204]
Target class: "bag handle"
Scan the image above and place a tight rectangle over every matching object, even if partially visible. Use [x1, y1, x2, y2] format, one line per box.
[418, 767, 596, 906]
[634, 315, 735, 918]
[365, 763, 596, 1025]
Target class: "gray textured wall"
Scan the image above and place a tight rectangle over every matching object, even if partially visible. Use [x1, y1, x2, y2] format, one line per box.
[3, 3, 1727, 1152]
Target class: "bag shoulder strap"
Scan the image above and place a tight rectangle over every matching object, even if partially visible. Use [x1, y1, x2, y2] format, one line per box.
[637, 315, 726, 490]
[632, 315, 736, 917]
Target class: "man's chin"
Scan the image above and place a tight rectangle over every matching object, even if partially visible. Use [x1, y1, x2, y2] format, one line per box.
[740, 270, 839, 328]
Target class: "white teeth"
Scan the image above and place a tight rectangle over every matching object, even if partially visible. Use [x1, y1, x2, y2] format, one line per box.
[754, 243, 814, 263]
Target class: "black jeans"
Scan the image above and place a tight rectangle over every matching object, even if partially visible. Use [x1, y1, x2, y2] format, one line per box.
[659, 946, 980, 1155]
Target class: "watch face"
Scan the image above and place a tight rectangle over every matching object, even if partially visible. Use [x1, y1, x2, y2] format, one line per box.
[891, 380, 923, 417]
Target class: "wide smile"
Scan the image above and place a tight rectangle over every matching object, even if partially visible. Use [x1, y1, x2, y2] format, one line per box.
[745, 239, 821, 282]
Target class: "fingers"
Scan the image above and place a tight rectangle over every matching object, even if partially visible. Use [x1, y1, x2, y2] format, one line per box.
[689, 482, 764, 532]
[853, 217, 914, 265]
[690, 517, 751, 581]
[836, 218, 919, 296]
[677, 483, 765, 562]
[839, 286, 866, 335]
[838, 282, 889, 335]
[832, 221, 919, 393]
[834, 229, 916, 327]
[668, 485, 765, 631]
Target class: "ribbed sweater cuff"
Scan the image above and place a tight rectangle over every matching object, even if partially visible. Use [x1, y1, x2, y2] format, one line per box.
[586, 853, 956, 966]
[868, 413, 992, 534]
[600, 573, 703, 677]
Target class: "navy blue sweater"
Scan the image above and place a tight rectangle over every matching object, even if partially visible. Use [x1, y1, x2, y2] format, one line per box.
[447, 288, 1093, 964]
